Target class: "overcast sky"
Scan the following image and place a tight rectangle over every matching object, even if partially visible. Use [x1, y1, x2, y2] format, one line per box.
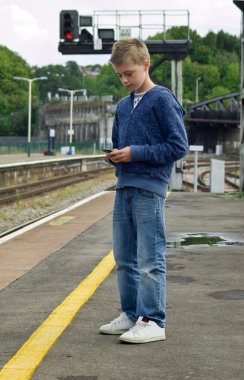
[0, 0, 242, 68]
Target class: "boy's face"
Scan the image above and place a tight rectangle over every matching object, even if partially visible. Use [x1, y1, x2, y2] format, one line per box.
[113, 60, 150, 93]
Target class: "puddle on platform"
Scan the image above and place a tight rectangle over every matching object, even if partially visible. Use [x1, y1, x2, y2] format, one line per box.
[167, 233, 244, 248]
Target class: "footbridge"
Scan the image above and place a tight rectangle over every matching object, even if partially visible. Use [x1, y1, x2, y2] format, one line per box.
[185, 92, 240, 154]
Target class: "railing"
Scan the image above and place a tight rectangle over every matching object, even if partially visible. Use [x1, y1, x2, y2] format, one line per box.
[0, 141, 104, 156]
[187, 91, 241, 125]
[92, 9, 190, 42]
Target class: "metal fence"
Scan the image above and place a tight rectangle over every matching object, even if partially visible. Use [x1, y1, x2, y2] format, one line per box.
[0, 139, 103, 156]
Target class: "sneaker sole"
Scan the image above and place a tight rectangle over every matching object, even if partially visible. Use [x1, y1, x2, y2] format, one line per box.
[99, 329, 129, 335]
[119, 335, 166, 343]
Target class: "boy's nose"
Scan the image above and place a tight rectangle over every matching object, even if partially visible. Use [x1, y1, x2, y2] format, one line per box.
[121, 76, 128, 84]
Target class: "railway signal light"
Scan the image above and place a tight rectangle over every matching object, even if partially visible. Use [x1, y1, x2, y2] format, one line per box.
[98, 29, 115, 42]
[79, 29, 93, 43]
[60, 10, 79, 41]
[80, 15, 93, 27]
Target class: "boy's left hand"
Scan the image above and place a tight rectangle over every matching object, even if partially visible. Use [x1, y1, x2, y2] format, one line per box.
[107, 146, 131, 163]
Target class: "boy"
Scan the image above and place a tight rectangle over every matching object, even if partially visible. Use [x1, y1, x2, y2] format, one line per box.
[99, 38, 188, 343]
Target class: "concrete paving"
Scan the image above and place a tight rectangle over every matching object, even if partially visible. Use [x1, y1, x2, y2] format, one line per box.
[0, 192, 114, 291]
[0, 192, 243, 379]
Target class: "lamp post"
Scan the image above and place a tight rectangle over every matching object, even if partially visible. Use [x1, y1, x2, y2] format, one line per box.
[58, 88, 86, 154]
[14, 76, 47, 157]
[195, 77, 201, 103]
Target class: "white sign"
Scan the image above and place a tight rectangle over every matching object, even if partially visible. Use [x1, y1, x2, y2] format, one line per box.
[210, 159, 225, 193]
[49, 128, 55, 137]
[68, 130, 74, 135]
[94, 38, 102, 50]
[189, 145, 204, 152]
[120, 28, 131, 39]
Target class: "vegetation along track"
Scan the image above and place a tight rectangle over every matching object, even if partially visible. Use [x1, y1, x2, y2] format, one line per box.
[0, 167, 114, 206]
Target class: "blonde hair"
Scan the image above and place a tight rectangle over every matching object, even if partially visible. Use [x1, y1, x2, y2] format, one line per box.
[110, 38, 150, 66]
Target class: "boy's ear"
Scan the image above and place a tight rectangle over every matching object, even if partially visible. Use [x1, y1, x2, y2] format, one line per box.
[144, 60, 150, 70]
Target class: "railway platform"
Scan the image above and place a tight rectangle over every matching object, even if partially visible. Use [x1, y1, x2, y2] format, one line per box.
[0, 153, 100, 164]
[0, 153, 69, 164]
[0, 191, 243, 379]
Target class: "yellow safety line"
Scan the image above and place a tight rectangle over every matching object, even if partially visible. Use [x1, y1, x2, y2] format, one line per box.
[0, 190, 170, 379]
[0, 251, 115, 380]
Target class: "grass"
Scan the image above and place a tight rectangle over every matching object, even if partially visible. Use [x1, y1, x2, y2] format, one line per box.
[222, 192, 244, 200]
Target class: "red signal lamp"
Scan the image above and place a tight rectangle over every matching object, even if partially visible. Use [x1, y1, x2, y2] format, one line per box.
[65, 31, 73, 41]
[60, 10, 79, 41]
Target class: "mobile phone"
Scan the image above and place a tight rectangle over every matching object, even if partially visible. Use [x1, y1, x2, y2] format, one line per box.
[103, 148, 112, 153]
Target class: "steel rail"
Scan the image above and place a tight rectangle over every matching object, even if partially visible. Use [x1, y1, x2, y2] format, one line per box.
[0, 167, 113, 206]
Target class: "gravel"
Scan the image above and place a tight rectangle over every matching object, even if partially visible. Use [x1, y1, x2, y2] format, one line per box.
[0, 174, 116, 234]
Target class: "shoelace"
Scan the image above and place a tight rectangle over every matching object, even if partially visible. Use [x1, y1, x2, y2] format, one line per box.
[111, 313, 127, 325]
[129, 321, 147, 333]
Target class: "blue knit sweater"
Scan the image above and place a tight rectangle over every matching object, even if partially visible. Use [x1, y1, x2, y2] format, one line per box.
[112, 85, 189, 197]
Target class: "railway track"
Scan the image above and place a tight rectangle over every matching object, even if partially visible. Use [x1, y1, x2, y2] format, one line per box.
[1, 160, 239, 204]
[183, 160, 239, 191]
[0, 167, 113, 206]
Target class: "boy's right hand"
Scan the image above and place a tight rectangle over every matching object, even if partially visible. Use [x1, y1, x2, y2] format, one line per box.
[107, 147, 131, 163]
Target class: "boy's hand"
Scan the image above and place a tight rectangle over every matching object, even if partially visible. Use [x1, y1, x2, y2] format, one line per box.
[106, 147, 131, 163]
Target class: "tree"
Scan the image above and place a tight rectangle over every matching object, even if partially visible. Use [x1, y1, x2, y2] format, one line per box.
[0, 27, 241, 136]
[96, 64, 128, 100]
[216, 30, 240, 56]
[203, 31, 217, 51]
[0, 45, 34, 135]
[34, 61, 84, 102]
[221, 62, 240, 92]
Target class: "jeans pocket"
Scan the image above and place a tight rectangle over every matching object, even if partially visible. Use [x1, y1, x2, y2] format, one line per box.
[138, 188, 156, 199]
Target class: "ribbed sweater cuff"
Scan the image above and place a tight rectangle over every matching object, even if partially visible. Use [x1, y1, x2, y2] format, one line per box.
[130, 145, 144, 161]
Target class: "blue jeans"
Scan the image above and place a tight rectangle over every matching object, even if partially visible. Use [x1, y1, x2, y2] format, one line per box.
[113, 187, 166, 327]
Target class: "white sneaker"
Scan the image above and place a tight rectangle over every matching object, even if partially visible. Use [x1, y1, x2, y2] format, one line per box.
[99, 312, 135, 335]
[119, 316, 166, 343]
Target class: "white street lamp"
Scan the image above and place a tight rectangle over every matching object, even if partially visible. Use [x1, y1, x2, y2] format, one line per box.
[195, 77, 201, 103]
[14, 76, 47, 157]
[58, 88, 86, 154]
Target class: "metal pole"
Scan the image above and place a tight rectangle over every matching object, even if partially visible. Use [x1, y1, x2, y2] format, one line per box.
[58, 88, 86, 155]
[70, 90, 73, 148]
[27, 79, 32, 157]
[171, 60, 183, 104]
[170, 60, 183, 191]
[196, 77, 201, 103]
[13, 76, 47, 158]
[233, 1, 244, 190]
[240, 9, 244, 191]
[194, 151, 198, 192]
[196, 79, 198, 103]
